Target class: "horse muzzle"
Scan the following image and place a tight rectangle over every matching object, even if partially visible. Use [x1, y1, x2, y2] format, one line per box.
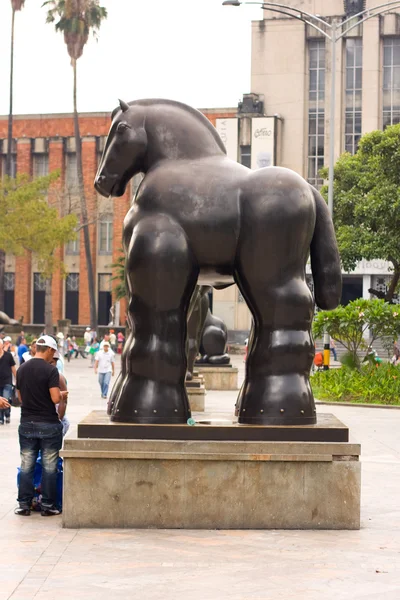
[94, 173, 119, 197]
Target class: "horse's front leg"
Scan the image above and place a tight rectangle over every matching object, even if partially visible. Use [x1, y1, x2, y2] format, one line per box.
[110, 215, 198, 423]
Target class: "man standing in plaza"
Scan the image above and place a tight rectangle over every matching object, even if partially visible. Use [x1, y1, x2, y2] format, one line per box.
[94, 340, 115, 399]
[15, 335, 67, 517]
[0, 338, 17, 425]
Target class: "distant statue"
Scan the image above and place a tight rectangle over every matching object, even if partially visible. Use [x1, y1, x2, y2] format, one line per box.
[186, 286, 230, 379]
[95, 99, 341, 426]
[0, 311, 20, 331]
[196, 302, 230, 366]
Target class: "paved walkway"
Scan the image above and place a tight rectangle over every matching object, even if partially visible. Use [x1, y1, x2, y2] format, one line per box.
[1, 356, 399, 599]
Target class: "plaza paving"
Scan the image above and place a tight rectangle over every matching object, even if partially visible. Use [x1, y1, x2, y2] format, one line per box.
[0, 355, 399, 599]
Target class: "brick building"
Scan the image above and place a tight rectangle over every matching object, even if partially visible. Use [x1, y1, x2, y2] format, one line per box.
[0, 107, 236, 328]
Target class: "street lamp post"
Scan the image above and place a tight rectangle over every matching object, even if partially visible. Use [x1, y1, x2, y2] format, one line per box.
[223, 0, 400, 216]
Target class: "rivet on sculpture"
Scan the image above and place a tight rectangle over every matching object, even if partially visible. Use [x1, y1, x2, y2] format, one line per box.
[95, 99, 342, 426]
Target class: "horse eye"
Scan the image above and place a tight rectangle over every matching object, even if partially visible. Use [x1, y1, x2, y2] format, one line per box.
[117, 122, 129, 133]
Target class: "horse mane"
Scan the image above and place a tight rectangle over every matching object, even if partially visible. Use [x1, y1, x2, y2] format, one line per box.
[112, 98, 227, 155]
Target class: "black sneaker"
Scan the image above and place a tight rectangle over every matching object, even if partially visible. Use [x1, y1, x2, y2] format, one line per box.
[14, 507, 31, 516]
[5, 418, 10, 424]
[41, 507, 61, 517]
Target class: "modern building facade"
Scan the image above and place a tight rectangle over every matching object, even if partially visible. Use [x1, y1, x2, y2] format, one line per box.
[249, 0, 399, 303]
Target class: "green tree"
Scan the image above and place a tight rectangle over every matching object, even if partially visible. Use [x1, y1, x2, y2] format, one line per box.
[0, 173, 78, 332]
[1, 0, 27, 314]
[43, 0, 108, 329]
[313, 299, 400, 369]
[321, 124, 400, 303]
[110, 251, 127, 301]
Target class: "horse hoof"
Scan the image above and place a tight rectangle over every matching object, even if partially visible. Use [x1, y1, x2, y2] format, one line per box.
[238, 374, 316, 425]
[110, 376, 191, 424]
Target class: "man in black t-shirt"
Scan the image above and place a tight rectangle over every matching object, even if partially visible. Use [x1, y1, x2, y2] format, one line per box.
[15, 335, 67, 517]
[0, 338, 16, 425]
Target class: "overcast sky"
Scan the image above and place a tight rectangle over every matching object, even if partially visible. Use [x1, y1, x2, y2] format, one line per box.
[0, 0, 261, 116]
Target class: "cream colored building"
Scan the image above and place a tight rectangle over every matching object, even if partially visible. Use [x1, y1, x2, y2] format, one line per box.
[213, 0, 400, 338]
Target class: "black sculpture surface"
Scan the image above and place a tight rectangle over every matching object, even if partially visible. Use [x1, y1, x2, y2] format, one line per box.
[186, 286, 209, 381]
[95, 99, 341, 425]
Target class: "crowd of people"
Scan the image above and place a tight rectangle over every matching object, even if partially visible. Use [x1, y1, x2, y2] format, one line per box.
[0, 325, 125, 517]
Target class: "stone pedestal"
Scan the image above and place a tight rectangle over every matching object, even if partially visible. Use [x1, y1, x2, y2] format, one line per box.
[197, 365, 238, 390]
[62, 412, 360, 530]
[186, 385, 205, 411]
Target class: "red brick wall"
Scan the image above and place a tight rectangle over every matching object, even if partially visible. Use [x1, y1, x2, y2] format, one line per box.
[14, 140, 32, 323]
[78, 137, 98, 325]
[48, 139, 65, 323]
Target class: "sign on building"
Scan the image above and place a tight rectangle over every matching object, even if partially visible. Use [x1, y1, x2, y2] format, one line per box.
[215, 118, 238, 161]
[251, 117, 275, 169]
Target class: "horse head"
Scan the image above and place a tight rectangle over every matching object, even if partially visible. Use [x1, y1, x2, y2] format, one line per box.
[95, 99, 147, 198]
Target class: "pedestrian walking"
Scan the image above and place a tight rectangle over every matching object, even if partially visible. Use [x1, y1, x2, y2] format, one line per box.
[17, 338, 28, 365]
[117, 331, 125, 354]
[16, 330, 24, 347]
[109, 329, 117, 353]
[94, 341, 115, 399]
[0, 338, 17, 425]
[89, 337, 100, 368]
[15, 335, 67, 517]
[84, 327, 92, 346]
[330, 338, 337, 361]
[21, 339, 37, 363]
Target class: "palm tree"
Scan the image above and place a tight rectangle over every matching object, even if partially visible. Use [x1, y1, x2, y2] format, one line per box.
[0, 1, 26, 314]
[43, 0, 107, 329]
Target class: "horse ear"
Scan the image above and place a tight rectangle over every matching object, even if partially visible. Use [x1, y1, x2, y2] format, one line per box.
[119, 99, 129, 112]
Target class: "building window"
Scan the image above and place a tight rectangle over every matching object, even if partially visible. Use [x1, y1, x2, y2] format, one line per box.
[98, 214, 113, 254]
[66, 273, 80, 292]
[345, 38, 362, 154]
[308, 39, 325, 188]
[65, 153, 79, 196]
[4, 272, 15, 291]
[383, 38, 400, 128]
[4, 272, 15, 319]
[0, 154, 17, 179]
[66, 233, 80, 255]
[240, 145, 251, 169]
[33, 153, 49, 178]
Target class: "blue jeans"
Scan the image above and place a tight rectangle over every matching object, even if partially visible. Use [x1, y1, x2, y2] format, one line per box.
[18, 422, 63, 509]
[0, 384, 12, 423]
[98, 371, 112, 397]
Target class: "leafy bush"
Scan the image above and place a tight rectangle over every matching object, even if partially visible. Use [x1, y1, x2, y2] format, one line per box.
[311, 364, 400, 405]
[313, 299, 400, 368]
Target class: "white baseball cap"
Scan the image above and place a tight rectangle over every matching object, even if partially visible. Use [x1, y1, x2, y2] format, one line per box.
[86, 327, 91, 331]
[4, 336, 12, 342]
[36, 335, 58, 352]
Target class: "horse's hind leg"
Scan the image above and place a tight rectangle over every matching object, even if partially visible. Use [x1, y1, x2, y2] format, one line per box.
[110, 214, 198, 423]
[235, 190, 316, 425]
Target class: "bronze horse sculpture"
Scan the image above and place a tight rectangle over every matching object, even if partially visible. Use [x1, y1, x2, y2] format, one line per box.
[95, 99, 341, 426]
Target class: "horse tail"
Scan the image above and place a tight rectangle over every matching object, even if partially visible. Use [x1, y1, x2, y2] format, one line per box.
[309, 185, 342, 310]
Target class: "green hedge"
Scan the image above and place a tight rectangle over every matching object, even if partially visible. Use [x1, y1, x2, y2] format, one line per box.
[311, 364, 400, 405]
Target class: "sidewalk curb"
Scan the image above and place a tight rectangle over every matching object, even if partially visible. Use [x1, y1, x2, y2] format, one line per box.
[315, 400, 400, 410]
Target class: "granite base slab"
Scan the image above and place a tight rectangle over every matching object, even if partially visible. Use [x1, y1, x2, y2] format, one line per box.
[77, 411, 348, 442]
[62, 425, 361, 530]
